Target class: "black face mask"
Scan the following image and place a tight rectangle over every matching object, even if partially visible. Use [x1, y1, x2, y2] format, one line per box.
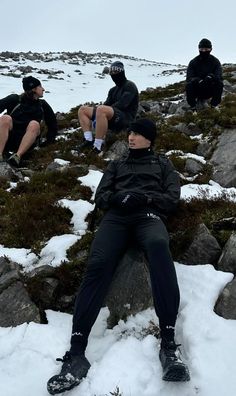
[111, 71, 126, 86]
[199, 51, 211, 60]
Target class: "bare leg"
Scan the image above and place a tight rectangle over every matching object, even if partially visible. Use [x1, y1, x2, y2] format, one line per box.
[16, 120, 40, 158]
[0, 115, 13, 154]
[95, 105, 114, 139]
[78, 106, 94, 132]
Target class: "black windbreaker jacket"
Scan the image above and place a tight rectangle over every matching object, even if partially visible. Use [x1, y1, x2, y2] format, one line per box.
[0, 94, 58, 143]
[95, 151, 180, 219]
[186, 54, 223, 83]
[103, 79, 139, 121]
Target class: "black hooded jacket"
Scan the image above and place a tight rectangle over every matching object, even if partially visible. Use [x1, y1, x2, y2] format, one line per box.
[95, 149, 180, 219]
[0, 94, 58, 143]
[103, 77, 139, 121]
[186, 54, 223, 84]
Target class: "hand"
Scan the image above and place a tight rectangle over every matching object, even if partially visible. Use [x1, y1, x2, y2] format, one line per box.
[110, 191, 148, 211]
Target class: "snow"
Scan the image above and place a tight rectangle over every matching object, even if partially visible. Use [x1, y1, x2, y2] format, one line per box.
[0, 54, 185, 112]
[0, 264, 235, 396]
[1, 59, 236, 396]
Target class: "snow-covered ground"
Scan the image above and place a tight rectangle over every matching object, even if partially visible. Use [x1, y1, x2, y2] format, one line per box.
[0, 53, 185, 112]
[1, 169, 236, 396]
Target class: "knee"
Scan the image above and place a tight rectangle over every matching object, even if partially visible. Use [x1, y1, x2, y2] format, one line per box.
[27, 120, 40, 136]
[96, 105, 108, 118]
[0, 115, 12, 128]
[78, 105, 90, 119]
[147, 237, 169, 252]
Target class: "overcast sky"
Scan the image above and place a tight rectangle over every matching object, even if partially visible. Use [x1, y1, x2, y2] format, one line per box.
[1, 0, 235, 65]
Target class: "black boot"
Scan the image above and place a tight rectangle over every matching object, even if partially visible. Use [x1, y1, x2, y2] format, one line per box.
[47, 351, 90, 395]
[76, 139, 93, 153]
[159, 340, 190, 382]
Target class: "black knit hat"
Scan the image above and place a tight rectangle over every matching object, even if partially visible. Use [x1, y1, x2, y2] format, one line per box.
[198, 38, 212, 49]
[22, 76, 41, 91]
[128, 118, 157, 144]
[109, 61, 124, 75]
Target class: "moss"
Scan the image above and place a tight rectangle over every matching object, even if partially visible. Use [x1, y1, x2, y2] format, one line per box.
[139, 81, 185, 101]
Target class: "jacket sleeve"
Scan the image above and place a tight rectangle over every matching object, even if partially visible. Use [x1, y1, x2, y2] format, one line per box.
[149, 160, 180, 216]
[41, 100, 58, 143]
[213, 59, 223, 82]
[95, 161, 117, 209]
[103, 88, 113, 106]
[0, 94, 19, 114]
[186, 60, 199, 83]
[111, 82, 138, 111]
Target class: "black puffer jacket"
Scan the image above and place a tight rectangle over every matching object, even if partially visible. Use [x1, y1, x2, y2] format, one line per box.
[0, 94, 58, 143]
[186, 54, 223, 83]
[95, 150, 180, 219]
[104, 79, 139, 121]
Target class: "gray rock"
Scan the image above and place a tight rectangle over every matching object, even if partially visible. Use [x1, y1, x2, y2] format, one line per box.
[215, 277, 236, 319]
[210, 129, 236, 187]
[180, 223, 222, 265]
[218, 233, 236, 273]
[185, 158, 204, 175]
[105, 246, 153, 328]
[0, 281, 40, 327]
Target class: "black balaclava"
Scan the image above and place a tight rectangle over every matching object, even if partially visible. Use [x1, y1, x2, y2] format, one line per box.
[198, 38, 212, 60]
[109, 61, 127, 86]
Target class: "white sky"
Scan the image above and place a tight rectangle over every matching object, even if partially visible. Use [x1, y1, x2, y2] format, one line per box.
[0, 0, 235, 64]
[1, 167, 236, 395]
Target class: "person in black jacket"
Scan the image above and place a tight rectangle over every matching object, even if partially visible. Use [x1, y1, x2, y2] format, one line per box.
[77, 61, 139, 155]
[47, 118, 190, 395]
[186, 38, 223, 111]
[0, 76, 57, 167]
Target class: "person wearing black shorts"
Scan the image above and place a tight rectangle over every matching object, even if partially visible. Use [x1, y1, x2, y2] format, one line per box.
[77, 61, 139, 155]
[0, 76, 57, 167]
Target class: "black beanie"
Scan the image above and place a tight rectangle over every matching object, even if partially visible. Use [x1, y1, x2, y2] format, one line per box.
[22, 76, 41, 91]
[198, 38, 212, 49]
[128, 118, 157, 144]
[109, 61, 124, 75]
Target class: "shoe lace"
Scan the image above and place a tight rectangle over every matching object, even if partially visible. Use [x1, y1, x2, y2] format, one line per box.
[56, 351, 71, 363]
[163, 342, 182, 361]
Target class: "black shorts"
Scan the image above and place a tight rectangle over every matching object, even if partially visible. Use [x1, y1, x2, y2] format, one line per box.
[5, 125, 27, 152]
[108, 109, 129, 132]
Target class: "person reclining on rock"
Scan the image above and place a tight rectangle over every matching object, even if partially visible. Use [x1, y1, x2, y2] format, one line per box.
[0, 76, 57, 167]
[186, 38, 223, 111]
[47, 118, 190, 395]
[77, 61, 139, 155]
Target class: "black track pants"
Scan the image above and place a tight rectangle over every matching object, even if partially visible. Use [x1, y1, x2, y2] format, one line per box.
[186, 79, 223, 107]
[70, 210, 180, 354]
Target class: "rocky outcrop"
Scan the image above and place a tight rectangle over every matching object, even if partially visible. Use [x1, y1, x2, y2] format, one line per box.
[210, 129, 236, 187]
[180, 223, 222, 265]
[0, 257, 40, 327]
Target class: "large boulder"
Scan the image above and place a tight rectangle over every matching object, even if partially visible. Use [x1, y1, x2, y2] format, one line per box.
[180, 223, 222, 265]
[210, 128, 236, 187]
[218, 233, 236, 273]
[215, 277, 236, 319]
[0, 257, 40, 327]
[105, 246, 153, 327]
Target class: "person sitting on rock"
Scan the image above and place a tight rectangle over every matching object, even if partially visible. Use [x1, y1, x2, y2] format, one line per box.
[77, 61, 139, 155]
[47, 118, 190, 395]
[186, 38, 223, 111]
[0, 76, 57, 167]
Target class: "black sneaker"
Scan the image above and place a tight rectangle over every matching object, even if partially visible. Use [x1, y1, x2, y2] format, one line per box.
[159, 340, 190, 382]
[7, 153, 21, 167]
[91, 146, 103, 157]
[76, 139, 93, 153]
[47, 352, 90, 395]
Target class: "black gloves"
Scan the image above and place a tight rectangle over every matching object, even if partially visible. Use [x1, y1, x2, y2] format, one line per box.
[110, 191, 149, 211]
